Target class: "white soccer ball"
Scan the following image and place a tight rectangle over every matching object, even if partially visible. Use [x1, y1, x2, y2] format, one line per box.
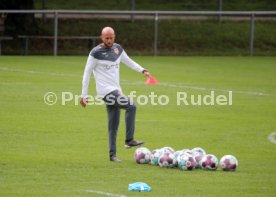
[181, 149, 194, 156]
[200, 154, 218, 170]
[174, 150, 184, 159]
[220, 155, 238, 171]
[177, 153, 196, 170]
[181, 149, 192, 154]
[158, 153, 177, 168]
[160, 146, 175, 154]
[192, 147, 206, 155]
[149, 149, 162, 165]
[174, 150, 185, 166]
[192, 151, 205, 169]
[134, 147, 151, 164]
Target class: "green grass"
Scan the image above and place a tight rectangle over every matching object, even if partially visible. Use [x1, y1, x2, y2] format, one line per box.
[0, 56, 276, 196]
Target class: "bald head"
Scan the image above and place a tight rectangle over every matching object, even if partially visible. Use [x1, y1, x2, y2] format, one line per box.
[101, 27, 115, 48]
[101, 27, 115, 35]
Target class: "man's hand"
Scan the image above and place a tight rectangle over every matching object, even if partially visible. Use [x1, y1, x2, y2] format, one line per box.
[143, 70, 158, 85]
[143, 71, 151, 78]
[80, 97, 88, 108]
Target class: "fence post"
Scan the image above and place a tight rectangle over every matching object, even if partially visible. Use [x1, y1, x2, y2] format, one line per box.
[154, 12, 158, 56]
[217, 0, 223, 22]
[54, 11, 58, 56]
[249, 13, 255, 56]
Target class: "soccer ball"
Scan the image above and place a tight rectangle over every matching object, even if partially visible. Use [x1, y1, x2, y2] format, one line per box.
[174, 150, 185, 166]
[174, 150, 185, 160]
[192, 147, 206, 155]
[149, 149, 162, 165]
[220, 155, 238, 171]
[177, 153, 196, 170]
[134, 147, 151, 164]
[192, 151, 205, 169]
[200, 154, 218, 170]
[160, 146, 175, 154]
[181, 149, 192, 155]
[158, 153, 177, 168]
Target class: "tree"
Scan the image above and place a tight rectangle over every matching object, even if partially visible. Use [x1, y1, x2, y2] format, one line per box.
[0, 0, 38, 36]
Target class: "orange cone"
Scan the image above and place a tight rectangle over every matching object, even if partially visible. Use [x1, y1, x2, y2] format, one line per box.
[144, 76, 158, 85]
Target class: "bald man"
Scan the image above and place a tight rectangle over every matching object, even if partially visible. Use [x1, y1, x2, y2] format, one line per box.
[80, 27, 151, 162]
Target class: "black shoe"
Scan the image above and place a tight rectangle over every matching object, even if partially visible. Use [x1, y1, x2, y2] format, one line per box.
[110, 156, 122, 162]
[124, 140, 144, 148]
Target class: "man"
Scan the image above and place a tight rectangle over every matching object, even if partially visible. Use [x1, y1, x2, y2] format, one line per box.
[80, 27, 151, 162]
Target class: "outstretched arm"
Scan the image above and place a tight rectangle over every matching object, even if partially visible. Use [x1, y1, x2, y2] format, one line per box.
[80, 55, 96, 107]
[121, 51, 151, 76]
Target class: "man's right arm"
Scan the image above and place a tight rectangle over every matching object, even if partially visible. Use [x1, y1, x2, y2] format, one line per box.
[80, 55, 96, 107]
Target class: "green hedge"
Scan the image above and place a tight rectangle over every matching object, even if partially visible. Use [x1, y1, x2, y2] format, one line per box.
[35, 0, 276, 11]
[2, 18, 276, 56]
[47, 18, 276, 55]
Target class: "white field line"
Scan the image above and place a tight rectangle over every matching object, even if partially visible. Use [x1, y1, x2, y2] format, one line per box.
[0, 67, 80, 78]
[268, 132, 276, 144]
[121, 80, 274, 97]
[136, 119, 187, 122]
[0, 82, 32, 85]
[85, 189, 127, 197]
[1, 66, 274, 97]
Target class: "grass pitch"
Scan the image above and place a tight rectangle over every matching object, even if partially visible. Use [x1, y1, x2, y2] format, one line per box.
[0, 56, 276, 197]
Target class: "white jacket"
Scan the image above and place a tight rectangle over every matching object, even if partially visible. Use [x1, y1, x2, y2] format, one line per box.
[82, 43, 145, 98]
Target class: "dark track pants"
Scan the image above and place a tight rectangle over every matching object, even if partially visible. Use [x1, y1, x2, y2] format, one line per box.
[103, 90, 136, 158]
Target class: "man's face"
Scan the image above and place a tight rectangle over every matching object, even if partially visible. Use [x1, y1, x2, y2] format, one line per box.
[101, 33, 115, 48]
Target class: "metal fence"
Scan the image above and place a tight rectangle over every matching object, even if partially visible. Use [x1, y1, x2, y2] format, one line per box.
[0, 10, 276, 56]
